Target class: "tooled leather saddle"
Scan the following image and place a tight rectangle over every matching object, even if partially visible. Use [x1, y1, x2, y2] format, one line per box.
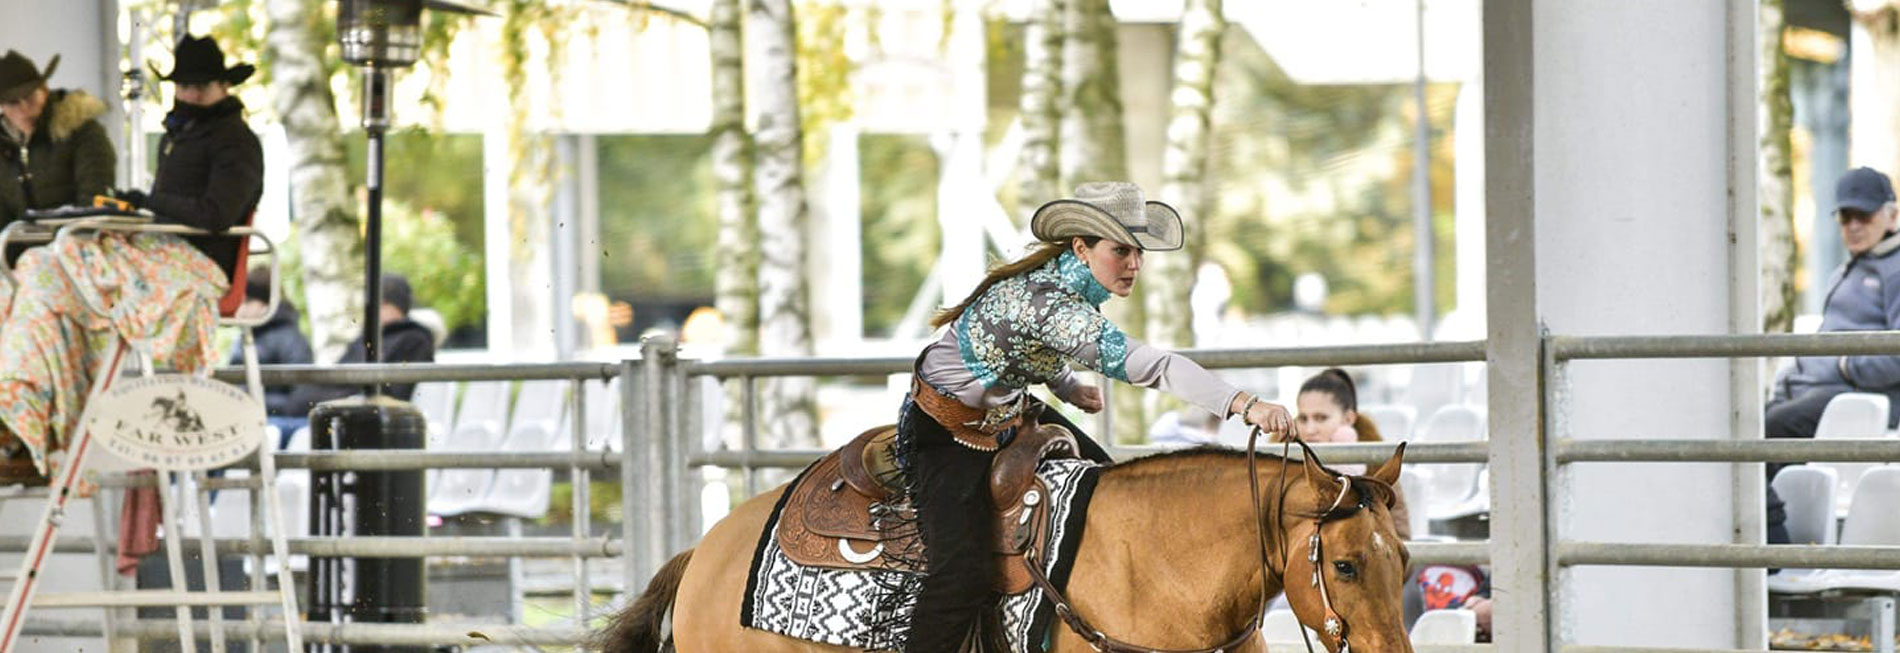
[774, 421, 1081, 594]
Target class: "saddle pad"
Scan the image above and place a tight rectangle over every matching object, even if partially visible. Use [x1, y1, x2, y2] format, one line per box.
[742, 457, 1103, 651]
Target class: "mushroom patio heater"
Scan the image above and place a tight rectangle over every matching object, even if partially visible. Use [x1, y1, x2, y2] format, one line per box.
[308, 3, 489, 651]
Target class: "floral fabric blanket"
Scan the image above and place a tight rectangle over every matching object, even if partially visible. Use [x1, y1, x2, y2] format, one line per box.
[0, 231, 226, 475]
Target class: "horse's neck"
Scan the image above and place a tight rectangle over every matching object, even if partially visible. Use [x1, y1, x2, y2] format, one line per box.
[1062, 456, 1293, 642]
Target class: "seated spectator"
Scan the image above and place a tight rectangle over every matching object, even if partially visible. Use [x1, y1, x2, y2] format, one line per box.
[0, 49, 114, 225]
[1764, 166, 1899, 544]
[226, 267, 313, 435]
[1405, 563, 1492, 640]
[285, 274, 437, 418]
[1290, 367, 1411, 539]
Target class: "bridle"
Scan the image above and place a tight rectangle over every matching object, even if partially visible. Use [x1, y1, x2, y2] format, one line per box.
[1018, 424, 1363, 653]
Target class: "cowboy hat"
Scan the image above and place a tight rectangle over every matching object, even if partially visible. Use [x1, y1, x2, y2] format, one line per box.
[1029, 181, 1184, 251]
[156, 35, 254, 85]
[0, 51, 57, 103]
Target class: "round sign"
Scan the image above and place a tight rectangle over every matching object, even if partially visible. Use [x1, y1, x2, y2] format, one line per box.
[85, 374, 266, 471]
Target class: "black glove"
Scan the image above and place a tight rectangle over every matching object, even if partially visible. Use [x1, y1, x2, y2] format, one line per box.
[112, 188, 147, 209]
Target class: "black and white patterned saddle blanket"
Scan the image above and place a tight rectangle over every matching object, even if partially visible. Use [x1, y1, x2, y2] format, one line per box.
[741, 457, 1103, 651]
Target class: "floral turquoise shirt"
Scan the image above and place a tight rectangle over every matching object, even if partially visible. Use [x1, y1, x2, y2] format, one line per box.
[917, 251, 1242, 428]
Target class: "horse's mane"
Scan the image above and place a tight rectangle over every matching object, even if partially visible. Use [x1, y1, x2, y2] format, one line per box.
[1107, 445, 1299, 473]
[1105, 445, 1395, 517]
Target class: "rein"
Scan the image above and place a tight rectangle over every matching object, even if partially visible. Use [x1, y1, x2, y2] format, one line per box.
[1018, 424, 1362, 653]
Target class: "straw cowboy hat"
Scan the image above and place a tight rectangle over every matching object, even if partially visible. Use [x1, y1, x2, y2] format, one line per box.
[0, 50, 57, 103]
[1029, 181, 1184, 251]
[155, 35, 254, 85]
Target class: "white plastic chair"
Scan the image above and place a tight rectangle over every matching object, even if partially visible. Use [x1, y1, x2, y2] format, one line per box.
[1771, 466, 1839, 546]
[1770, 467, 1900, 595]
[1810, 392, 1892, 516]
[410, 382, 458, 492]
[1398, 466, 1432, 540]
[427, 381, 512, 517]
[479, 380, 569, 518]
[1405, 364, 1467, 424]
[1359, 404, 1416, 442]
[1410, 608, 1478, 644]
[1415, 404, 1489, 520]
[1840, 467, 1900, 549]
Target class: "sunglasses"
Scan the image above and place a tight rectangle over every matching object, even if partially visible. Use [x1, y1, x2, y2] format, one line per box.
[1840, 210, 1883, 225]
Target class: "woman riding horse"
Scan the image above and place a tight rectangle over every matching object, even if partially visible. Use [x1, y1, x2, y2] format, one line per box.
[901, 181, 1293, 652]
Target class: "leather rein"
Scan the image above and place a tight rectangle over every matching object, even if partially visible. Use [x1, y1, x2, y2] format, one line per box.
[1016, 426, 1357, 653]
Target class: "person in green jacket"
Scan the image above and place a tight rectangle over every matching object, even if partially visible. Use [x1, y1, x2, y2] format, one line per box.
[0, 50, 115, 225]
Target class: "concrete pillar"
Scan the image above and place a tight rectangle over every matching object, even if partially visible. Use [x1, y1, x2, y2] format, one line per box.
[1487, 1, 1758, 649]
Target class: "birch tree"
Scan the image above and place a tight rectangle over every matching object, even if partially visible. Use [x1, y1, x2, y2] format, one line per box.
[500, 1, 557, 352]
[1015, 0, 1065, 224]
[751, 0, 819, 448]
[1759, 0, 1798, 333]
[1144, 0, 1223, 350]
[711, 0, 758, 359]
[1057, 0, 1126, 188]
[1059, 0, 1141, 442]
[263, 0, 362, 361]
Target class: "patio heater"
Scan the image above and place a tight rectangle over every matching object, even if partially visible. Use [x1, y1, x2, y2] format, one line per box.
[306, 2, 490, 651]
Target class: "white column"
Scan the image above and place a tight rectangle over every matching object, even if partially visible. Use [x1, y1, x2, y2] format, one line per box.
[1849, 13, 1900, 177]
[482, 126, 515, 354]
[936, 1, 991, 304]
[809, 124, 863, 351]
[551, 135, 581, 359]
[1533, 2, 1741, 647]
[1450, 78, 1485, 337]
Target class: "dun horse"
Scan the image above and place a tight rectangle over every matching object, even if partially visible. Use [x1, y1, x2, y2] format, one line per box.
[597, 441, 1415, 653]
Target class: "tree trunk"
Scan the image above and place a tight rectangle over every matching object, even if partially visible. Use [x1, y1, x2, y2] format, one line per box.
[264, 0, 362, 362]
[1144, 0, 1222, 350]
[1015, 0, 1066, 224]
[710, 0, 760, 451]
[1759, 0, 1799, 334]
[1058, 0, 1127, 189]
[750, 0, 820, 449]
[502, 1, 555, 353]
[1059, 0, 1142, 443]
[712, 0, 758, 358]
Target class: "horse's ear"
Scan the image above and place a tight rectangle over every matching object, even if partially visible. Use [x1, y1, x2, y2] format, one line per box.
[1296, 439, 1341, 504]
[1369, 442, 1406, 487]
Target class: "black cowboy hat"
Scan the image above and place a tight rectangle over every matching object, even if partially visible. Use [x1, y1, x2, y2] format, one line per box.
[157, 35, 254, 85]
[0, 51, 57, 103]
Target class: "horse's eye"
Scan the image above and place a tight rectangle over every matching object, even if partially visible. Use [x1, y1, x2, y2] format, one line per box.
[1333, 560, 1358, 580]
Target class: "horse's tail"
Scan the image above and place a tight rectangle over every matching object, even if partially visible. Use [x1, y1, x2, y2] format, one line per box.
[592, 548, 693, 653]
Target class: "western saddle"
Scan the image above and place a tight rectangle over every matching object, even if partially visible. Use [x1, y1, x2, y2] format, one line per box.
[774, 421, 1080, 594]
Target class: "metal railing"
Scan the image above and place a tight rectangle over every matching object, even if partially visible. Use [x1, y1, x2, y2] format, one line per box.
[21, 331, 1895, 649]
[661, 331, 1900, 651]
[11, 360, 641, 649]
[1534, 330, 1900, 652]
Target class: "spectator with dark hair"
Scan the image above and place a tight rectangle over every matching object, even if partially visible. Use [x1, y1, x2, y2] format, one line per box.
[226, 267, 313, 431]
[1292, 367, 1411, 538]
[286, 274, 437, 417]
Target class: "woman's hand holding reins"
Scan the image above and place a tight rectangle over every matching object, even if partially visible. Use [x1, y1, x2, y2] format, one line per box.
[1233, 393, 1293, 437]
